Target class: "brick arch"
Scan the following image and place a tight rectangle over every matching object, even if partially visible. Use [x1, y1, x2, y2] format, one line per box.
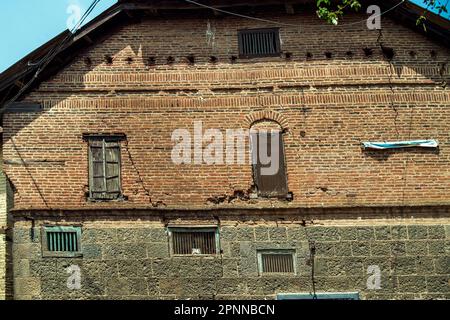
[250, 119, 282, 132]
[245, 110, 290, 131]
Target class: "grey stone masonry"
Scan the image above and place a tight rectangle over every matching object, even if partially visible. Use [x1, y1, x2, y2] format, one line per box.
[12, 220, 450, 300]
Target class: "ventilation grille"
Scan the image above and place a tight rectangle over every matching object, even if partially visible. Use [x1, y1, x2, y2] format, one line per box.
[47, 231, 79, 252]
[261, 253, 295, 273]
[238, 29, 280, 57]
[172, 230, 217, 255]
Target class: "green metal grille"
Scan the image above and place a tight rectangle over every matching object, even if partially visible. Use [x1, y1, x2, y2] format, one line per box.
[47, 231, 79, 252]
[43, 226, 81, 254]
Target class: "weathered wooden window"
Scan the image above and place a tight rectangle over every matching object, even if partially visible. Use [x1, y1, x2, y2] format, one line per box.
[250, 129, 288, 198]
[238, 28, 281, 58]
[41, 226, 82, 258]
[257, 250, 296, 275]
[169, 228, 219, 256]
[87, 135, 123, 200]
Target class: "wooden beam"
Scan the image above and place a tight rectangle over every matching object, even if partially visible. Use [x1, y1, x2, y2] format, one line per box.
[145, 8, 159, 16]
[83, 35, 94, 44]
[73, 9, 122, 42]
[285, 3, 295, 14]
[14, 80, 24, 88]
[122, 1, 309, 11]
[125, 9, 135, 18]
[53, 56, 64, 64]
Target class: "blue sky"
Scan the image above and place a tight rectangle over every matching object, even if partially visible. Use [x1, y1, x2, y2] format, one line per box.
[0, 0, 448, 73]
[0, 0, 117, 72]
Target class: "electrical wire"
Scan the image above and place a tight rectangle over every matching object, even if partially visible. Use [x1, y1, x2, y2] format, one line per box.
[28, 0, 101, 67]
[184, 0, 406, 28]
[7, 0, 101, 97]
[186, 0, 304, 27]
[0, 0, 101, 113]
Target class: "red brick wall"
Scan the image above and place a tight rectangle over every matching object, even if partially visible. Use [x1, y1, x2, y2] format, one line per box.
[3, 11, 450, 210]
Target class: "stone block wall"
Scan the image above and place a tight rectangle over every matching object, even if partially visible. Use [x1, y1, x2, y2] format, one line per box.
[0, 232, 5, 300]
[12, 216, 449, 300]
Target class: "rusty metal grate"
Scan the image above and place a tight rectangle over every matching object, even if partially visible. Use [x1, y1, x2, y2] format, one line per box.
[238, 28, 281, 58]
[171, 229, 217, 255]
[260, 252, 295, 274]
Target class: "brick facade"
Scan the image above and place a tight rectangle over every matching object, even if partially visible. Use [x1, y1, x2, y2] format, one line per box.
[3, 7, 450, 299]
[3, 12, 450, 209]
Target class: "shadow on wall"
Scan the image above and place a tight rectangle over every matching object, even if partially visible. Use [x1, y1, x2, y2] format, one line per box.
[363, 147, 441, 161]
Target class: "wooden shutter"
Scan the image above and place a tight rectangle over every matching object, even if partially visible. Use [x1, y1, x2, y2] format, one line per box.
[105, 141, 121, 197]
[251, 131, 288, 198]
[89, 138, 122, 200]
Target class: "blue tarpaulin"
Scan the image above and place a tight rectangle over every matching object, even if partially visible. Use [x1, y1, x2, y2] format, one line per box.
[362, 140, 439, 150]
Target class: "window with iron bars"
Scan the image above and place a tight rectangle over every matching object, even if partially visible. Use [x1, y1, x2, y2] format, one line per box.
[257, 250, 296, 275]
[238, 28, 281, 58]
[41, 226, 82, 258]
[169, 227, 219, 256]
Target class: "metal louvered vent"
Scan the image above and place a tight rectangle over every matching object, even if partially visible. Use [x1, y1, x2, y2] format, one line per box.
[172, 229, 217, 255]
[42, 226, 82, 257]
[47, 231, 79, 252]
[260, 252, 295, 274]
[238, 28, 281, 58]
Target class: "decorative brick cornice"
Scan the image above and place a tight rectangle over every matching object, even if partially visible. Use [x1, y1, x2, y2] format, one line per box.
[29, 90, 450, 111]
[38, 65, 448, 91]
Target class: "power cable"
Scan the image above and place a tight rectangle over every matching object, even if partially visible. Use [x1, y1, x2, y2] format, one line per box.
[184, 0, 406, 28]
[308, 239, 317, 299]
[0, 0, 101, 113]
[28, 0, 101, 67]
